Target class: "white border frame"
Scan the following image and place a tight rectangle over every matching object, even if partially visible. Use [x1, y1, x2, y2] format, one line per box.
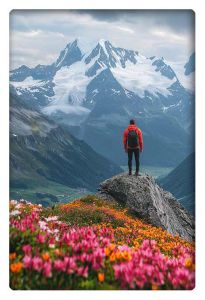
[1, 1, 205, 299]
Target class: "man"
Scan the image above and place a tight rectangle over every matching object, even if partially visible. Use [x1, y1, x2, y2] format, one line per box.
[123, 119, 143, 176]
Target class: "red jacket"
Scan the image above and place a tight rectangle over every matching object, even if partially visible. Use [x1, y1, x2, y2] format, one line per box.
[123, 124, 143, 151]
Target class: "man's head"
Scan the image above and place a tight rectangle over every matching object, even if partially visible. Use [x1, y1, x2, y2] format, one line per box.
[130, 119, 135, 125]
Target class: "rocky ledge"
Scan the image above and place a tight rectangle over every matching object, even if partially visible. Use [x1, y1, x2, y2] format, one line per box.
[97, 173, 194, 242]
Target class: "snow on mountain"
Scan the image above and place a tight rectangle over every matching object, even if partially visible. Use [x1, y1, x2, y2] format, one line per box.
[11, 76, 45, 92]
[10, 39, 194, 118]
[84, 39, 139, 75]
[112, 56, 175, 98]
[42, 49, 107, 115]
[167, 53, 195, 93]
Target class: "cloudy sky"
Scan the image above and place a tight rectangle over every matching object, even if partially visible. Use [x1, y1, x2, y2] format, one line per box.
[10, 10, 195, 70]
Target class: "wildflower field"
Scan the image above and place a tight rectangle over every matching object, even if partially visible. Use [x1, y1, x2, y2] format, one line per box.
[9, 196, 195, 290]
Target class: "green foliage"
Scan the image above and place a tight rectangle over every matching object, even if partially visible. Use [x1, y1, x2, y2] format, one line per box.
[80, 195, 125, 210]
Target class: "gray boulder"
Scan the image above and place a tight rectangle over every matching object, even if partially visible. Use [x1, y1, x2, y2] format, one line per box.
[97, 173, 194, 241]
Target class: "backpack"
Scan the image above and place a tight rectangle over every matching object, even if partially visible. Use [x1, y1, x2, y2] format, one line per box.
[127, 130, 139, 148]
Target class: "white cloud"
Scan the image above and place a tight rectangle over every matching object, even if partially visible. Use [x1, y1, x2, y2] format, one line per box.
[116, 26, 135, 34]
[25, 30, 42, 37]
[151, 28, 186, 43]
[10, 10, 194, 69]
[42, 104, 90, 116]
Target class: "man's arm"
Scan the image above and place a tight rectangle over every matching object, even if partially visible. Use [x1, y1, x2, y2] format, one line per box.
[138, 129, 144, 152]
[123, 129, 128, 152]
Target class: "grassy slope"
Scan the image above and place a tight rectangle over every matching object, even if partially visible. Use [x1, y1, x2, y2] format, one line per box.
[10, 195, 195, 290]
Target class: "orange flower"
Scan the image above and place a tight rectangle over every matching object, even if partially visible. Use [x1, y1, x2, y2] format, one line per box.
[109, 244, 116, 251]
[152, 284, 158, 290]
[105, 247, 110, 256]
[42, 252, 50, 261]
[115, 251, 122, 260]
[184, 257, 192, 268]
[105, 244, 116, 256]
[122, 251, 132, 261]
[98, 272, 105, 282]
[109, 252, 116, 262]
[9, 253, 16, 260]
[54, 249, 62, 256]
[10, 262, 23, 273]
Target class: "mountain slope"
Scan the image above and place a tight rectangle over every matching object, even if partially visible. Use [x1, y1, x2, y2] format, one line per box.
[184, 53, 195, 76]
[157, 152, 195, 215]
[10, 92, 121, 201]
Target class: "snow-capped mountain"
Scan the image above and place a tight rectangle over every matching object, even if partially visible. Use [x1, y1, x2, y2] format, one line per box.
[10, 39, 190, 116]
[10, 39, 195, 167]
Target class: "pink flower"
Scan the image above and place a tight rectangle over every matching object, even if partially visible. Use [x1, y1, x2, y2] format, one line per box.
[32, 256, 43, 272]
[43, 261, 52, 278]
[54, 259, 66, 272]
[36, 233, 46, 244]
[23, 255, 32, 268]
[22, 244, 32, 254]
[9, 203, 195, 291]
[66, 257, 77, 274]
[76, 265, 89, 278]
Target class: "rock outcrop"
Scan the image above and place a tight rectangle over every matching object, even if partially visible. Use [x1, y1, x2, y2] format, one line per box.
[97, 173, 195, 241]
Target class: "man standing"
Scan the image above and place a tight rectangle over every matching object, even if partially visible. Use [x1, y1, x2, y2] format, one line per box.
[123, 119, 143, 176]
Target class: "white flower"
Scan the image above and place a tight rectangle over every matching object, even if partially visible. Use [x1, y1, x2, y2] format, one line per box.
[56, 221, 62, 225]
[49, 244, 55, 249]
[39, 221, 47, 230]
[45, 216, 58, 222]
[15, 203, 22, 209]
[10, 200, 17, 205]
[10, 210, 21, 216]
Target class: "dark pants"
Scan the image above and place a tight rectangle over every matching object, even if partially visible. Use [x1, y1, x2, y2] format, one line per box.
[128, 148, 140, 173]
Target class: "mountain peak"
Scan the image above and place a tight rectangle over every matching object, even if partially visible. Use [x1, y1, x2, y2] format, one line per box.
[98, 39, 112, 46]
[65, 39, 79, 48]
[55, 39, 83, 69]
[98, 38, 107, 44]
[96, 39, 113, 56]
